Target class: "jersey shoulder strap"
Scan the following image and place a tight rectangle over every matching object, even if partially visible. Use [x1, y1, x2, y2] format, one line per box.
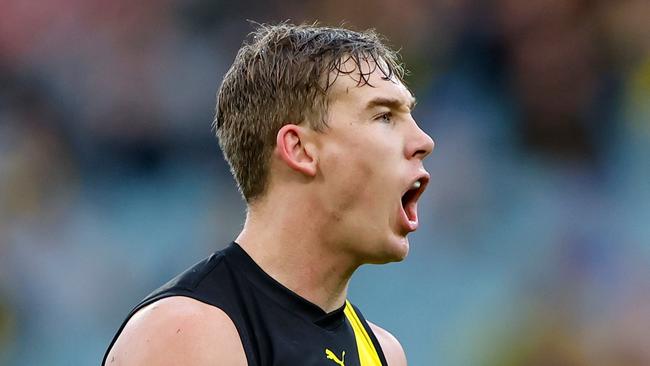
[344, 301, 388, 366]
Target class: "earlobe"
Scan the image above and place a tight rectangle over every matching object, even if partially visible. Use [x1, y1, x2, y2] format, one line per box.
[275, 124, 317, 177]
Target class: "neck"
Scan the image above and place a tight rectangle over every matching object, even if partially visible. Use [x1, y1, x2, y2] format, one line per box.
[235, 194, 358, 313]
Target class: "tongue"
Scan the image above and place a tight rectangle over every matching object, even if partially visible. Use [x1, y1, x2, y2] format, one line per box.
[399, 199, 418, 232]
[402, 190, 417, 222]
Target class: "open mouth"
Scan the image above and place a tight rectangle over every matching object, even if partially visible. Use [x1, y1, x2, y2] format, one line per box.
[399, 174, 429, 231]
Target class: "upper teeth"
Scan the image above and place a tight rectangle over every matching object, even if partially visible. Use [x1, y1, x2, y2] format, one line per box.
[412, 180, 421, 189]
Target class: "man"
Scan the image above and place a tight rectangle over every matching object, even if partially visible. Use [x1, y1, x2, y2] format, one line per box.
[104, 23, 434, 366]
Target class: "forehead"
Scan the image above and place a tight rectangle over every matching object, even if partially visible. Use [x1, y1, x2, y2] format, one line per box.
[326, 57, 414, 110]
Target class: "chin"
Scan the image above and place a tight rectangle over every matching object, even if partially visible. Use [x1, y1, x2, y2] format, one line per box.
[367, 235, 410, 264]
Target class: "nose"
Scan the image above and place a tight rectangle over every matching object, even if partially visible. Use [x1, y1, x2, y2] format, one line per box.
[407, 122, 434, 160]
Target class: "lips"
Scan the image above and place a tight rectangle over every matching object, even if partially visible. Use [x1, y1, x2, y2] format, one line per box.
[398, 172, 430, 233]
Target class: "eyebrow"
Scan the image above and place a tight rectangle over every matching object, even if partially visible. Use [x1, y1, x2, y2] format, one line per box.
[365, 96, 417, 112]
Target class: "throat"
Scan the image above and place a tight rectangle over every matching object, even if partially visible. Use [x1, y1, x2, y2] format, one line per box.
[236, 233, 356, 313]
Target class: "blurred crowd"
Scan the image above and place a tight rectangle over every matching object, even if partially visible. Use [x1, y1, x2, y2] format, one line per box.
[1, 0, 649, 365]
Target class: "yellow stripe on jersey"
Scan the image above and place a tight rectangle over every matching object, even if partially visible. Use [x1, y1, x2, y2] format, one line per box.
[344, 301, 383, 366]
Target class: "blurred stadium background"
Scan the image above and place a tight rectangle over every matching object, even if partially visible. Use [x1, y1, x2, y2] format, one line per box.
[1, 0, 649, 365]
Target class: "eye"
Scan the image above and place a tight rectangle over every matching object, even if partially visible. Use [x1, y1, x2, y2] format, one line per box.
[376, 112, 393, 124]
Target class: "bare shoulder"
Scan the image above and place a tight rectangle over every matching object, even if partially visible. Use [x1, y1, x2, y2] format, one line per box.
[368, 321, 407, 366]
[105, 296, 246, 366]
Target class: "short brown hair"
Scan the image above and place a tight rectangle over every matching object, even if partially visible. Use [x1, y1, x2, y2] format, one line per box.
[214, 22, 405, 202]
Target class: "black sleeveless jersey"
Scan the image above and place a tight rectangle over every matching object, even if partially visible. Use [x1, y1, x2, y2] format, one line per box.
[103, 242, 388, 366]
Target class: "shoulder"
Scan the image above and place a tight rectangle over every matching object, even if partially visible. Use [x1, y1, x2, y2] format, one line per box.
[368, 321, 407, 366]
[105, 296, 247, 366]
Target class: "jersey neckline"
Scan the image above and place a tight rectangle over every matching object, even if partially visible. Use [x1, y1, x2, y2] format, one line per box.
[224, 242, 348, 329]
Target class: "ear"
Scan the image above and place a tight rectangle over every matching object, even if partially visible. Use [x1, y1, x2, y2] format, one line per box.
[275, 124, 317, 177]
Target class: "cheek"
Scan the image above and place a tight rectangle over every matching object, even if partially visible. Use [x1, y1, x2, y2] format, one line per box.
[318, 127, 402, 218]
[320, 144, 380, 212]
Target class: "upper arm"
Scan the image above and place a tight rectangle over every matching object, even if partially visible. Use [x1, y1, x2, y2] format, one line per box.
[105, 296, 247, 366]
[368, 322, 407, 366]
